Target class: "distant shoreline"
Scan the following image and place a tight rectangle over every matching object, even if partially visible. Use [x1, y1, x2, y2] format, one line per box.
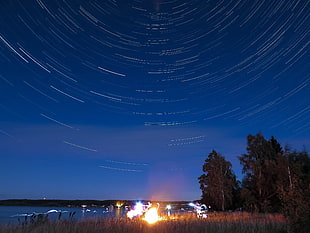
[0, 199, 189, 208]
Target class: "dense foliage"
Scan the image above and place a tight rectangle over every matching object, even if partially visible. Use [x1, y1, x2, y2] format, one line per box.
[198, 150, 238, 211]
[199, 132, 310, 232]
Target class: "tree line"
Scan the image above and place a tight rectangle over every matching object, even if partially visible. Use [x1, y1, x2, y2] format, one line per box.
[198, 132, 309, 231]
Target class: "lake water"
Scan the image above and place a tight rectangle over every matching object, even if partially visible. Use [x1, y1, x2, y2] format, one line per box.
[0, 206, 126, 225]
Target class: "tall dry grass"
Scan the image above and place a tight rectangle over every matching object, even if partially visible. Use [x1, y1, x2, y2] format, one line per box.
[0, 212, 290, 233]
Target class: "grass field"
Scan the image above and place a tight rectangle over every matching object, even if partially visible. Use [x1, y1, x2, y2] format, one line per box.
[0, 212, 290, 233]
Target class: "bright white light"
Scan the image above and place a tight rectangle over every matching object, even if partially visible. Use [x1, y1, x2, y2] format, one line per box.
[144, 207, 160, 224]
[126, 202, 145, 219]
[189, 202, 208, 218]
[189, 202, 195, 207]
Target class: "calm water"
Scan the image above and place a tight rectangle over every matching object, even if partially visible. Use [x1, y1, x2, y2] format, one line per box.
[0, 206, 126, 225]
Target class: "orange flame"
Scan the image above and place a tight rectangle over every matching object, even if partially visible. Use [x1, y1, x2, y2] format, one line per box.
[143, 207, 161, 224]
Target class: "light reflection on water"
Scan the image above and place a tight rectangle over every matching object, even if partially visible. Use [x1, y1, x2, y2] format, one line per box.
[0, 205, 192, 226]
[0, 206, 126, 225]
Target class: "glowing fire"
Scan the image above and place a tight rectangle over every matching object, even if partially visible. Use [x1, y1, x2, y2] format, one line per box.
[143, 207, 161, 224]
[126, 202, 162, 224]
[126, 201, 209, 223]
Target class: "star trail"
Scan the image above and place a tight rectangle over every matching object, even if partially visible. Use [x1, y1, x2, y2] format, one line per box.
[0, 0, 309, 201]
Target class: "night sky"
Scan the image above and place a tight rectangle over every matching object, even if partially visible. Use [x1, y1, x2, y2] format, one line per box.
[0, 0, 309, 201]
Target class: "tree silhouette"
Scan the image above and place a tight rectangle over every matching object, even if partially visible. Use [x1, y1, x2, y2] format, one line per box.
[199, 150, 237, 211]
[277, 147, 310, 232]
[238, 133, 283, 212]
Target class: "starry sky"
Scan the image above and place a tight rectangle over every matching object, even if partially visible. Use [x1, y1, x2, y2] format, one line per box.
[0, 0, 309, 201]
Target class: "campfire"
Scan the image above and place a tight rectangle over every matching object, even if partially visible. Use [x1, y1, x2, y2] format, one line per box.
[126, 202, 161, 224]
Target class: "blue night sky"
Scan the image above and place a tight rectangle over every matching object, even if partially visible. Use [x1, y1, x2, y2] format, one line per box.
[0, 0, 309, 201]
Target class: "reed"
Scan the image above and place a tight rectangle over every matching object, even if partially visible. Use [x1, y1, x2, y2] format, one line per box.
[0, 212, 290, 233]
